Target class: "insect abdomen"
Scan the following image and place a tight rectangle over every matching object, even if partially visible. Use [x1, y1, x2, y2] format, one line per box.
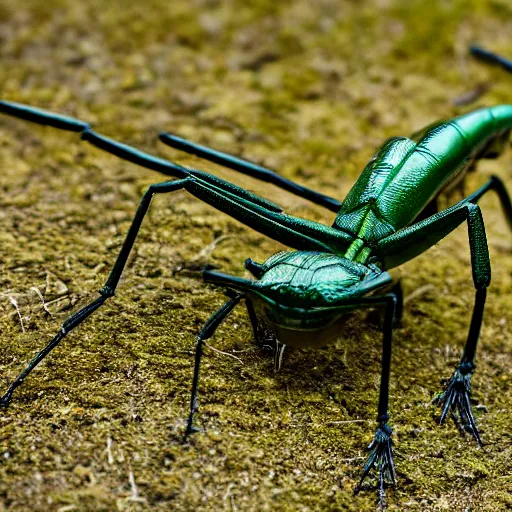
[375, 106, 512, 230]
[333, 106, 512, 243]
[451, 105, 512, 148]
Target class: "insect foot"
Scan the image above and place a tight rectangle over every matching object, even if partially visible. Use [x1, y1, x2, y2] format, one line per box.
[354, 421, 396, 508]
[0, 389, 14, 409]
[184, 418, 200, 440]
[183, 394, 201, 441]
[433, 362, 483, 446]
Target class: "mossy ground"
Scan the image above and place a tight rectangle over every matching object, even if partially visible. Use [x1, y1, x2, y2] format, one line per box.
[1, 1, 512, 510]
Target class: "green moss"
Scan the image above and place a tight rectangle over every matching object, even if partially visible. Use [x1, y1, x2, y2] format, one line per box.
[1, 1, 512, 511]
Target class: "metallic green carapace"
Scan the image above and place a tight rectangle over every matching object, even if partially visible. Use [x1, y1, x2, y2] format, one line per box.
[1, 47, 512, 503]
[208, 251, 390, 347]
[203, 106, 512, 351]
[336, 106, 512, 255]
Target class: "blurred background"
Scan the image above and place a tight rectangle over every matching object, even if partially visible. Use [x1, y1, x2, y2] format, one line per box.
[1, 1, 512, 510]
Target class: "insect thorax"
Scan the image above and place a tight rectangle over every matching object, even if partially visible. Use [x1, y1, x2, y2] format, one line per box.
[246, 251, 392, 348]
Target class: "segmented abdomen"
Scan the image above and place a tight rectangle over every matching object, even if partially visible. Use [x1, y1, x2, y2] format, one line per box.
[377, 106, 512, 229]
[335, 106, 512, 243]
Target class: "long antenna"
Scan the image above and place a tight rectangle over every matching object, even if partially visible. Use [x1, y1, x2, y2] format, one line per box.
[470, 45, 512, 74]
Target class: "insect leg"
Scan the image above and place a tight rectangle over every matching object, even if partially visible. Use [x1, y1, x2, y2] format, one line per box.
[351, 294, 397, 504]
[465, 175, 512, 230]
[244, 298, 261, 343]
[470, 45, 512, 74]
[0, 102, 353, 254]
[0, 100, 192, 176]
[390, 280, 403, 327]
[430, 176, 512, 442]
[434, 175, 512, 405]
[159, 132, 342, 212]
[185, 291, 244, 438]
[376, 197, 493, 444]
[366, 279, 403, 329]
[0, 178, 190, 407]
[1, 165, 347, 407]
[0, 101, 342, 211]
[0, 100, 286, 213]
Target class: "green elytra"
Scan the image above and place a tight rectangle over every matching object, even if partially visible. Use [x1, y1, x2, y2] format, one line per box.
[1, 46, 512, 501]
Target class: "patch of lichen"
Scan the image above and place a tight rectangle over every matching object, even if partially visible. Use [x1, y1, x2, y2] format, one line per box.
[1, 1, 512, 510]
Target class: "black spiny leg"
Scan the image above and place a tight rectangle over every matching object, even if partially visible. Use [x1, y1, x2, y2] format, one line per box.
[0, 296, 108, 407]
[365, 277, 402, 330]
[354, 294, 397, 507]
[245, 298, 284, 371]
[376, 176, 512, 445]
[244, 297, 261, 346]
[391, 280, 403, 327]
[185, 291, 243, 438]
[244, 282, 284, 370]
[159, 133, 343, 212]
[433, 175, 512, 444]
[0, 179, 189, 408]
[433, 289, 486, 446]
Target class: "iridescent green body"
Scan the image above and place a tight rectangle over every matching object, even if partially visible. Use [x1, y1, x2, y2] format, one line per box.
[231, 106, 512, 339]
[243, 251, 389, 347]
[336, 106, 512, 263]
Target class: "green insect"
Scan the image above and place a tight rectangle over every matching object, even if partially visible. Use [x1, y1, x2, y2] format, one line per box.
[1, 45, 511, 504]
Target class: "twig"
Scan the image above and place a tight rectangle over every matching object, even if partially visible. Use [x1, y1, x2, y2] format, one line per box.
[57, 505, 78, 512]
[204, 341, 244, 364]
[127, 463, 146, 503]
[223, 483, 237, 512]
[30, 286, 52, 316]
[452, 82, 492, 106]
[190, 235, 237, 263]
[106, 437, 114, 465]
[8, 296, 25, 333]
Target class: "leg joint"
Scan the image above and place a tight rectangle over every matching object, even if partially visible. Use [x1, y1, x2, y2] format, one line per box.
[459, 360, 475, 375]
[464, 202, 481, 215]
[377, 413, 390, 425]
[149, 178, 190, 194]
[489, 174, 504, 187]
[99, 286, 115, 298]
